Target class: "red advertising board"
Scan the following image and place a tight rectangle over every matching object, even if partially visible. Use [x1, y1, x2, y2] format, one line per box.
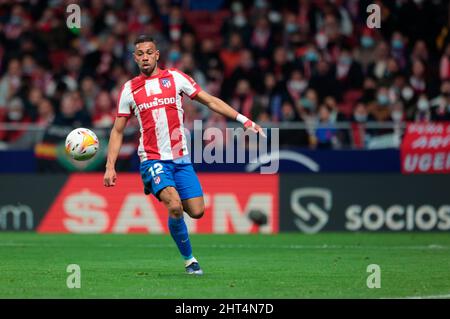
[401, 123, 450, 174]
[37, 173, 279, 234]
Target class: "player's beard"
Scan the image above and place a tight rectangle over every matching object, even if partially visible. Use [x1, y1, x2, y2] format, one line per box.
[140, 62, 157, 77]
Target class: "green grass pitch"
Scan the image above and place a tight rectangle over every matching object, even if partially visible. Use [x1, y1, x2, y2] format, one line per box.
[0, 233, 449, 299]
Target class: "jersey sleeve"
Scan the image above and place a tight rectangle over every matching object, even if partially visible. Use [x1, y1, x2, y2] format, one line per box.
[116, 81, 133, 117]
[171, 69, 202, 99]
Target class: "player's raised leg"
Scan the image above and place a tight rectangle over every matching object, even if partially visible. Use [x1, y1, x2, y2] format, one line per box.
[159, 186, 203, 275]
[182, 196, 205, 219]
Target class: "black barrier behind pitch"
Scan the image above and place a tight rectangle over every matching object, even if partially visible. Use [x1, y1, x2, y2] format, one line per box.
[0, 175, 68, 231]
[279, 174, 450, 233]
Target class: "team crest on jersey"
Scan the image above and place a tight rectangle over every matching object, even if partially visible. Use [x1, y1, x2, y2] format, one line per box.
[160, 78, 171, 88]
[153, 176, 161, 184]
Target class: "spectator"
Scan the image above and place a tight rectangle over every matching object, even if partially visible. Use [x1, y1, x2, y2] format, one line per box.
[52, 92, 91, 127]
[439, 42, 450, 81]
[336, 46, 364, 90]
[250, 16, 273, 59]
[36, 98, 55, 127]
[230, 79, 254, 119]
[271, 46, 294, 82]
[286, 69, 308, 107]
[23, 86, 43, 122]
[430, 80, 450, 121]
[367, 41, 390, 81]
[0, 0, 449, 150]
[409, 59, 427, 95]
[390, 31, 407, 70]
[352, 102, 375, 123]
[0, 59, 22, 108]
[413, 94, 432, 123]
[315, 104, 337, 150]
[0, 97, 31, 143]
[309, 58, 340, 100]
[219, 32, 244, 78]
[92, 90, 115, 128]
[226, 49, 262, 97]
[80, 76, 100, 113]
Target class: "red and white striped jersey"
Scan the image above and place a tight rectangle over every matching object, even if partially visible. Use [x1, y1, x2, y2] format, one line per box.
[116, 68, 201, 161]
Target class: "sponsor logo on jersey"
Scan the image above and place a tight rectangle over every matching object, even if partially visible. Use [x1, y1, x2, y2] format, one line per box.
[137, 97, 176, 111]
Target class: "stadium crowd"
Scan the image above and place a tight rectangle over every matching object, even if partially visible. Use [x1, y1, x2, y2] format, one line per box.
[0, 0, 450, 149]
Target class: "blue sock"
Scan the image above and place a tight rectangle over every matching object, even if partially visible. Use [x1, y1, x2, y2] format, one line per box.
[168, 216, 192, 260]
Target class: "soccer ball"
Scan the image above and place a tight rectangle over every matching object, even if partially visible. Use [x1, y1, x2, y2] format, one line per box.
[65, 128, 99, 161]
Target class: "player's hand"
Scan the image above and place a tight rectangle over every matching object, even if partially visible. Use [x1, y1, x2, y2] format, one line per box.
[103, 168, 117, 187]
[244, 120, 267, 138]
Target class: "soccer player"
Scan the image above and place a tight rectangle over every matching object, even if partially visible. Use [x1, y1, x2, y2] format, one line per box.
[103, 35, 264, 275]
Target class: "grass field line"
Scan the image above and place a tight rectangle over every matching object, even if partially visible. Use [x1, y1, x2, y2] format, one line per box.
[0, 242, 448, 250]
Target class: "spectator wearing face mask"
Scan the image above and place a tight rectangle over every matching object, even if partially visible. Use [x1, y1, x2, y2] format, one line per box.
[370, 86, 392, 123]
[222, 1, 252, 43]
[390, 101, 406, 124]
[350, 102, 376, 148]
[298, 44, 319, 79]
[352, 102, 374, 122]
[285, 69, 308, 106]
[0, 97, 32, 143]
[0, 59, 22, 108]
[389, 74, 416, 112]
[390, 31, 408, 70]
[296, 88, 318, 122]
[355, 28, 377, 71]
[165, 44, 183, 69]
[413, 94, 432, 122]
[430, 80, 450, 121]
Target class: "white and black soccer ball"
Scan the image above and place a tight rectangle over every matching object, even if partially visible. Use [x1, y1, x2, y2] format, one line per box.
[65, 128, 99, 161]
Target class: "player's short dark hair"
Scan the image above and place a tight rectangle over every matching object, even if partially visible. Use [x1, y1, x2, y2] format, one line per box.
[134, 35, 156, 46]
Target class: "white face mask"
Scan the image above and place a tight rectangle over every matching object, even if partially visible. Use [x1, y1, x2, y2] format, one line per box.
[417, 99, 429, 111]
[233, 14, 247, 27]
[402, 87, 414, 101]
[288, 80, 307, 92]
[8, 110, 23, 121]
[392, 111, 403, 122]
[105, 14, 117, 26]
[170, 29, 181, 41]
[354, 114, 367, 122]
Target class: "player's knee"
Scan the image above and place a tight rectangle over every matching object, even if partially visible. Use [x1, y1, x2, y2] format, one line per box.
[190, 210, 204, 219]
[167, 200, 183, 218]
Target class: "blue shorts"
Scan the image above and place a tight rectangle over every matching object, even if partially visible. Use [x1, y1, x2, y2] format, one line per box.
[140, 156, 203, 201]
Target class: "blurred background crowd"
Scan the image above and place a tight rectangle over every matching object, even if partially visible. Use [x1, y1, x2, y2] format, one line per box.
[1, 0, 450, 149]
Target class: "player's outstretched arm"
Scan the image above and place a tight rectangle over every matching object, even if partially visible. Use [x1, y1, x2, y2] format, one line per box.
[104, 116, 128, 187]
[194, 90, 266, 137]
